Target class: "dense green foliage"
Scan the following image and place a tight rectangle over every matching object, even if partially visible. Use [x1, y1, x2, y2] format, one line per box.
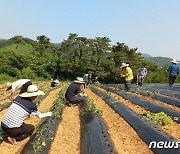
[141, 112, 173, 126]
[0, 34, 179, 83]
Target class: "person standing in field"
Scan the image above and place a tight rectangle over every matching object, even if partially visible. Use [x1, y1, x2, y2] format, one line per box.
[137, 65, 147, 86]
[1, 84, 52, 145]
[121, 63, 133, 92]
[6, 79, 32, 101]
[167, 59, 179, 87]
[65, 77, 87, 106]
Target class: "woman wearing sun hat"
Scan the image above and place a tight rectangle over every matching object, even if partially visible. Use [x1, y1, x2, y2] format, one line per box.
[1, 84, 52, 145]
[167, 59, 179, 87]
[121, 62, 133, 91]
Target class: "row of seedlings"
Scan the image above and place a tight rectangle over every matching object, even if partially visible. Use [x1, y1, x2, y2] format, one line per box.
[80, 97, 117, 154]
[101, 84, 180, 123]
[91, 86, 180, 154]
[0, 87, 59, 144]
[20, 88, 67, 154]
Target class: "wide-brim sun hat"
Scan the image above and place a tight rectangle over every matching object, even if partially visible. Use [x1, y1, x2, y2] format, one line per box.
[6, 82, 12, 88]
[171, 59, 179, 64]
[6, 82, 13, 90]
[121, 62, 129, 68]
[74, 77, 85, 84]
[19, 84, 45, 97]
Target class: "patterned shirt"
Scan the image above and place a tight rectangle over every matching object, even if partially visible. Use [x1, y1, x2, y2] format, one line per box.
[2, 96, 38, 128]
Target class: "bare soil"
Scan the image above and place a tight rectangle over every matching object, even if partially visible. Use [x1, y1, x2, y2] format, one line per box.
[84, 88, 153, 154]
[98, 87, 180, 141]
[49, 106, 80, 154]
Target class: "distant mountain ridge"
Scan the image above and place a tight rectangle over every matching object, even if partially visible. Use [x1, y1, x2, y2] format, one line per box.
[141, 53, 172, 67]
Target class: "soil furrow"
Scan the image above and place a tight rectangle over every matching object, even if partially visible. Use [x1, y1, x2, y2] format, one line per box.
[49, 106, 80, 154]
[85, 88, 153, 154]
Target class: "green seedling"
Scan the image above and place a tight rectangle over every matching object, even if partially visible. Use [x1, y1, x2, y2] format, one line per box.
[141, 112, 173, 126]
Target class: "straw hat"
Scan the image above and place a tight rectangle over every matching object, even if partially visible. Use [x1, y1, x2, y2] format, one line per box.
[121, 62, 129, 68]
[19, 85, 45, 97]
[6, 82, 12, 88]
[171, 59, 179, 64]
[74, 77, 85, 84]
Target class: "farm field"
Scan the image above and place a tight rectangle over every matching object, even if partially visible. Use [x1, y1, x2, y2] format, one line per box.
[0, 82, 180, 154]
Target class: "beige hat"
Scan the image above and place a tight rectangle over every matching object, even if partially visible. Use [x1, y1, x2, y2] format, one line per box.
[6, 82, 13, 90]
[121, 62, 129, 68]
[19, 85, 45, 97]
[74, 77, 85, 84]
[171, 59, 179, 64]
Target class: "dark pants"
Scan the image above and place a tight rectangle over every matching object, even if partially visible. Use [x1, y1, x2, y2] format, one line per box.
[20, 81, 32, 94]
[1, 122, 34, 141]
[66, 96, 87, 105]
[138, 76, 144, 86]
[51, 82, 57, 87]
[125, 80, 132, 91]
[169, 74, 177, 86]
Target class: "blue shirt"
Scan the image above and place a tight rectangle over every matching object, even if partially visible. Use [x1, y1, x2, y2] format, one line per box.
[167, 64, 179, 76]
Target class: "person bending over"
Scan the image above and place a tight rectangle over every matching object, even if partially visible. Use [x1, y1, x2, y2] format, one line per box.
[6, 79, 32, 101]
[1, 84, 52, 145]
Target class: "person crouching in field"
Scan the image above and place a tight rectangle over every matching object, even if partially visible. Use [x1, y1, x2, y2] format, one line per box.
[6, 79, 32, 101]
[121, 63, 134, 92]
[1, 85, 52, 145]
[65, 77, 87, 106]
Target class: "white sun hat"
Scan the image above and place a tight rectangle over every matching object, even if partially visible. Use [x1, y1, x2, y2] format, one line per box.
[74, 77, 85, 84]
[6, 82, 12, 88]
[121, 62, 129, 68]
[171, 59, 179, 64]
[19, 85, 45, 97]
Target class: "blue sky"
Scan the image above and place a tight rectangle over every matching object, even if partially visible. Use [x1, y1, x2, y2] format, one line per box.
[0, 0, 180, 59]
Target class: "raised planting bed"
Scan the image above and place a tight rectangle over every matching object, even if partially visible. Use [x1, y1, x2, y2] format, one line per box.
[91, 86, 180, 154]
[109, 84, 180, 108]
[20, 88, 66, 154]
[80, 98, 116, 154]
[139, 86, 180, 99]
[101, 85, 180, 123]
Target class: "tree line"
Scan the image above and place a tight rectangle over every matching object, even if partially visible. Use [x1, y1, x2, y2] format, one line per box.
[0, 34, 178, 83]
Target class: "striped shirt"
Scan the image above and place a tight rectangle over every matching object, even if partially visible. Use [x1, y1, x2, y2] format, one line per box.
[2, 96, 38, 128]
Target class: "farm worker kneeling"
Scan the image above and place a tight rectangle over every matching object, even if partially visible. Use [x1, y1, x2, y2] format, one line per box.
[65, 77, 87, 106]
[6, 79, 32, 101]
[1, 84, 52, 145]
[121, 63, 133, 92]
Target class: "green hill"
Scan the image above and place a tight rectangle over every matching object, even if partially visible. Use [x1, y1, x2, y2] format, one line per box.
[146, 57, 172, 67]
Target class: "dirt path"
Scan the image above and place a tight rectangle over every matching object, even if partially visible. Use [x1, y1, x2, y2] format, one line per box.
[85, 88, 153, 154]
[0, 87, 61, 154]
[49, 106, 80, 154]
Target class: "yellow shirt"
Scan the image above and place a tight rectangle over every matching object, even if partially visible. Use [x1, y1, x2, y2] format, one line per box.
[125, 67, 133, 81]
